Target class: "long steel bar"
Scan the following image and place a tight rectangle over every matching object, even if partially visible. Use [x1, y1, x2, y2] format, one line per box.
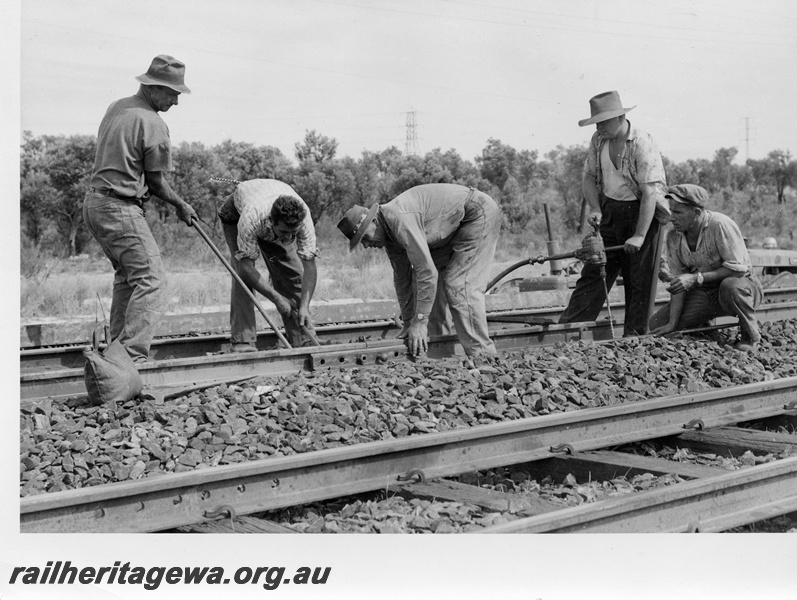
[20, 292, 797, 374]
[479, 455, 797, 533]
[192, 220, 292, 349]
[19, 296, 797, 402]
[20, 317, 630, 403]
[20, 377, 797, 532]
[20, 289, 797, 372]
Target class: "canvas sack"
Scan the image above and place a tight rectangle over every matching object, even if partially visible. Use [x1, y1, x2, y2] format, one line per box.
[84, 339, 143, 404]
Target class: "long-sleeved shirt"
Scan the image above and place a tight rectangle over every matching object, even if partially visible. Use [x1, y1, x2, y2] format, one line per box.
[381, 184, 474, 320]
[666, 210, 752, 279]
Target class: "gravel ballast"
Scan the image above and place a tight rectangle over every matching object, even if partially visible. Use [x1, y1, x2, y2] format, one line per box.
[20, 319, 797, 497]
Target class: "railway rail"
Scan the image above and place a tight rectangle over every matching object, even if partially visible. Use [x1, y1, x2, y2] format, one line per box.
[20, 286, 797, 362]
[19, 288, 797, 534]
[20, 377, 797, 533]
[20, 292, 797, 403]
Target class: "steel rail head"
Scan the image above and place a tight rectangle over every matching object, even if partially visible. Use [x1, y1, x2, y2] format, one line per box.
[20, 376, 797, 533]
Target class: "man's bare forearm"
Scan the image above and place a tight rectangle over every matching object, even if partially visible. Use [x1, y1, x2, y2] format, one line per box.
[300, 259, 317, 310]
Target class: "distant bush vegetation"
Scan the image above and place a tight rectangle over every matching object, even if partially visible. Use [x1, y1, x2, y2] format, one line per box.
[19, 130, 797, 269]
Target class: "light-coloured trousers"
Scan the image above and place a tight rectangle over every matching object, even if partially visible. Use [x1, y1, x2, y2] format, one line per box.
[428, 190, 502, 356]
[83, 192, 166, 361]
[648, 275, 763, 342]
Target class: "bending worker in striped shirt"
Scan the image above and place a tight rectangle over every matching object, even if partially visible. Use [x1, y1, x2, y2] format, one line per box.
[337, 183, 502, 358]
[219, 179, 320, 351]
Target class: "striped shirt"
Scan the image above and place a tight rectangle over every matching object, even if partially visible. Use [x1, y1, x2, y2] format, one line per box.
[584, 121, 670, 222]
[666, 210, 751, 279]
[233, 179, 318, 262]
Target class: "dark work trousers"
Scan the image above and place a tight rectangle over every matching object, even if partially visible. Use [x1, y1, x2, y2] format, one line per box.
[228, 235, 309, 348]
[558, 197, 660, 336]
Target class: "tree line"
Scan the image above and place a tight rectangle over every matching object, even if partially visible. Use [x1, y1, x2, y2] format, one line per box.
[19, 129, 797, 258]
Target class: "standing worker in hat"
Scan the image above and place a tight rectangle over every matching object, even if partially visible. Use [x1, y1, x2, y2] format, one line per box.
[649, 184, 763, 352]
[337, 184, 502, 357]
[83, 55, 198, 362]
[558, 91, 669, 336]
[218, 179, 319, 351]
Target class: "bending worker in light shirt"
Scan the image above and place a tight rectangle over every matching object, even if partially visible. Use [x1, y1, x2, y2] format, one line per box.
[337, 183, 502, 358]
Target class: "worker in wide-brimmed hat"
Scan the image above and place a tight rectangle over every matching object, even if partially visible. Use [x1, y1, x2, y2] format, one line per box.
[649, 184, 763, 352]
[337, 184, 502, 357]
[83, 55, 197, 362]
[558, 90, 669, 336]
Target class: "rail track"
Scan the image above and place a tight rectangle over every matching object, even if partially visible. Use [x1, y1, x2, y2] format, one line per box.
[19, 288, 797, 402]
[20, 378, 797, 533]
[19, 289, 797, 533]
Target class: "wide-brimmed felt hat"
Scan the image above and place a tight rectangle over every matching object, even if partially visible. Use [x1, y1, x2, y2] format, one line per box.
[578, 90, 635, 127]
[136, 55, 191, 94]
[337, 203, 379, 251]
[665, 184, 708, 209]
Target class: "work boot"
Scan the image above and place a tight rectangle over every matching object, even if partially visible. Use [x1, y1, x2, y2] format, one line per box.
[733, 328, 759, 353]
[231, 343, 257, 353]
[733, 340, 757, 353]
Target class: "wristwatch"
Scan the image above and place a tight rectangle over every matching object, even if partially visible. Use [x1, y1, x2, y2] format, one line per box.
[415, 313, 426, 321]
[696, 272, 704, 286]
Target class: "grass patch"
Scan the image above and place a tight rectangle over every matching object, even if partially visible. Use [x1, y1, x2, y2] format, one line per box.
[20, 230, 565, 321]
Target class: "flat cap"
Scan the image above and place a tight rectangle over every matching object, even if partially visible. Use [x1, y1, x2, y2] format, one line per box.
[665, 184, 708, 209]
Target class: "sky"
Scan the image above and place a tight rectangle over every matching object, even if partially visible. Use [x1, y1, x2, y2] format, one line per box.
[4, 2, 797, 599]
[17, 0, 797, 165]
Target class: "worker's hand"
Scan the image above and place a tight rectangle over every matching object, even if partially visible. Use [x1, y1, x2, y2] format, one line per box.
[396, 322, 411, 339]
[624, 235, 645, 253]
[296, 305, 312, 329]
[651, 322, 678, 336]
[406, 319, 429, 356]
[665, 273, 698, 295]
[273, 295, 294, 320]
[587, 212, 602, 228]
[176, 201, 198, 226]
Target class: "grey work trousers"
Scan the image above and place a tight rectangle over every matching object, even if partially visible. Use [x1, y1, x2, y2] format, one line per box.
[427, 190, 502, 356]
[83, 192, 166, 361]
[648, 275, 763, 342]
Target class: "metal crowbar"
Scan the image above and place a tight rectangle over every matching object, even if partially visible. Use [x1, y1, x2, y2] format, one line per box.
[191, 218, 293, 350]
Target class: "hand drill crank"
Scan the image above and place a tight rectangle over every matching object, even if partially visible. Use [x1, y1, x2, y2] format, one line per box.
[525, 227, 622, 338]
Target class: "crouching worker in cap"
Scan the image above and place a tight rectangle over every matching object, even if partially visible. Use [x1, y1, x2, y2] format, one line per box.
[219, 179, 319, 351]
[337, 184, 502, 357]
[83, 55, 198, 363]
[649, 184, 763, 352]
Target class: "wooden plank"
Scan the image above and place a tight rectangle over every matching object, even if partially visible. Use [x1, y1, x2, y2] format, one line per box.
[513, 450, 725, 484]
[481, 456, 797, 533]
[394, 479, 561, 516]
[672, 426, 797, 458]
[175, 516, 296, 533]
